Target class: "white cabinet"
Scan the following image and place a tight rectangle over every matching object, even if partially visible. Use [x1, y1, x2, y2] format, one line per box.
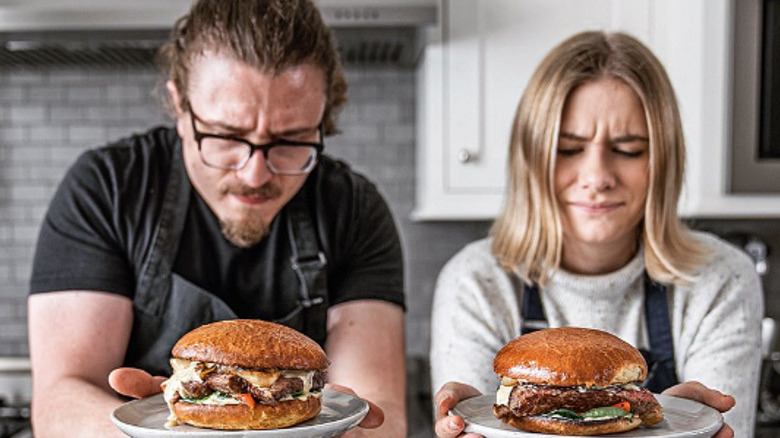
[413, 0, 780, 220]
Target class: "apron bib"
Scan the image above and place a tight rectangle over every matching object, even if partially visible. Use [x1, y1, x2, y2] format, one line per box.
[124, 142, 328, 376]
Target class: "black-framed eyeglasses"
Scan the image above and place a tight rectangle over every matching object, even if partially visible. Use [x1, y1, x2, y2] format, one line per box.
[189, 106, 324, 175]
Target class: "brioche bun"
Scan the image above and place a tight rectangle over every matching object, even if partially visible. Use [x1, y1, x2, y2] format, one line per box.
[494, 404, 643, 435]
[172, 319, 328, 370]
[166, 319, 328, 430]
[172, 393, 322, 430]
[493, 327, 647, 387]
[492, 327, 662, 435]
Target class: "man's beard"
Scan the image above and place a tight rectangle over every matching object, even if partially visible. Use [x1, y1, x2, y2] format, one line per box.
[218, 182, 282, 248]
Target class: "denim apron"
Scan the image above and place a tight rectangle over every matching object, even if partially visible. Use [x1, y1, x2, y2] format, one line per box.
[520, 273, 679, 393]
[123, 143, 329, 376]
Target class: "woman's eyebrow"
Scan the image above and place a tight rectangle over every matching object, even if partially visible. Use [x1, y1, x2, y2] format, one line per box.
[559, 132, 588, 141]
[612, 134, 649, 143]
[558, 132, 649, 143]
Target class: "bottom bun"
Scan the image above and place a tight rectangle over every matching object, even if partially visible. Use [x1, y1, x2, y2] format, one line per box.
[494, 405, 642, 436]
[173, 396, 321, 430]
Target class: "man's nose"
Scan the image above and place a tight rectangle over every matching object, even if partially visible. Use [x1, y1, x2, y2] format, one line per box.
[235, 151, 274, 188]
[578, 147, 617, 191]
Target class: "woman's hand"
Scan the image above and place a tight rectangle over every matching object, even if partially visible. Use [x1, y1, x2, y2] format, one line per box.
[433, 381, 484, 438]
[108, 367, 167, 399]
[662, 381, 735, 438]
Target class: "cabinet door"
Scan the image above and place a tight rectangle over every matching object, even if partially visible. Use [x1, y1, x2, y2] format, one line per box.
[655, 0, 780, 217]
[414, 0, 652, 220]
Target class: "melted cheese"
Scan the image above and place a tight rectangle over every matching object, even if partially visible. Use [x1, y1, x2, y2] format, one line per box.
[239, 369, 281, 388]
[496, 384, 514, 406]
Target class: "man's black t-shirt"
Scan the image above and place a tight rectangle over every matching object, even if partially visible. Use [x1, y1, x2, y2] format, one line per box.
[30, 126, 405, 320]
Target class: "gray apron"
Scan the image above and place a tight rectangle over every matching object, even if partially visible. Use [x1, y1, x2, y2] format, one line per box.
[124, 142, 329, 376]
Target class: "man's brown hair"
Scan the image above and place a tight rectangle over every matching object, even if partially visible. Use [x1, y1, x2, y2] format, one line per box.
[158, 0, 347, 134]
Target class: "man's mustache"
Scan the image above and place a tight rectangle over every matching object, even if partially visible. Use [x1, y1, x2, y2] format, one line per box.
[220, 183, 282, 199]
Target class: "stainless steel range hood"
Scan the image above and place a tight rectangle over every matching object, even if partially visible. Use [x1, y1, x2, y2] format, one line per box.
[0, 0, 436, 68]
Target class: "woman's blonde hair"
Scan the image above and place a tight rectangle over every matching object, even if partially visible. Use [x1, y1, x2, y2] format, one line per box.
[491, 30, 709, 287]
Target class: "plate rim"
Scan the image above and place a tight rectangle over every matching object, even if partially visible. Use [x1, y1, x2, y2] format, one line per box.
[110, 388, 369, 437]
[451, 393, 723, 438]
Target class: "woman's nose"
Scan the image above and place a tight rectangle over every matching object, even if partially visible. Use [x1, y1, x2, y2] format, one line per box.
[578, 148, 616, 191]
[235, 151, 274, 187]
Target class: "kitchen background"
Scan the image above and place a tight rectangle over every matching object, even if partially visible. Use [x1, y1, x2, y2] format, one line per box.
[2, 49, 780, 436]
[1, 1, 780, 437]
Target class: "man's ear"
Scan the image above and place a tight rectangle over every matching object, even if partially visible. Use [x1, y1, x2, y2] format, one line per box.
[167, 80, 189, 137]
[166, 80, 184, 115]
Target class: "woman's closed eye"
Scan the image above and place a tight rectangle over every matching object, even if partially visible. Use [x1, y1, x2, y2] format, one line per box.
[557, 147, 583, 156]
[557, 137, 584, 155]
[611, 147, 646, 158]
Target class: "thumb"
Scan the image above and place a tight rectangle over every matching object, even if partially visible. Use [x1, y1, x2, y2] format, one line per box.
[109, 367, 166, 399]
[325, 383, 384, 429]
[434, 382, 482, 420]
[663, 381, 736, 413]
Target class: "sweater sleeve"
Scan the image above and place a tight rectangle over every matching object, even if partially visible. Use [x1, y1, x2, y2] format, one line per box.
[673, 235, 764, 438]
[429, 239, 521, 396]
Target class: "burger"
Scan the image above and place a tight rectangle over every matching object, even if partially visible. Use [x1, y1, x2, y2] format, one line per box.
[161, 319, 328, 430]
[492, 327, 664, 435]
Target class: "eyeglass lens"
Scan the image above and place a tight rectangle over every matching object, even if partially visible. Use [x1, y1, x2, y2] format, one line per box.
[199, 137, 317, 174]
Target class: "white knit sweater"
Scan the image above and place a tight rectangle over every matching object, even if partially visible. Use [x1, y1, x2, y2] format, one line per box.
[430, 231, 763, 437]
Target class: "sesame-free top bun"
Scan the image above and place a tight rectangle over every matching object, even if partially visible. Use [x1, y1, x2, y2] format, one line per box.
[172, 319, 328, 370]
[493, 327, 647, 386]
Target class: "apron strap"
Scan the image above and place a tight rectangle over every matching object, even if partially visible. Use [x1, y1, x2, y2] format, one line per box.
[520, 282, 548, 335]
[640, 273, 679, 392]
[135, 138, 191, 314]
[283, 184, 329, 345]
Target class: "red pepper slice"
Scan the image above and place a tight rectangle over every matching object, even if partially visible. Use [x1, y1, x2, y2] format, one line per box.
[237, 393, 256, 408]
[611, 401, 631, 412]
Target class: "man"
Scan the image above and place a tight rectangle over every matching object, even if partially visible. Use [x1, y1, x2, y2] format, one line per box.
[27, 1, 406, 436]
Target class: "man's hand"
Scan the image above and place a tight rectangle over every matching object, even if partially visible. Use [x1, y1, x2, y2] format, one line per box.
[326, 383, 384, 436]
[433, 381, 483, 438]
[325, 300, 406, 437]
[108, 368, 167, 399]
[662, 381, 735, 438]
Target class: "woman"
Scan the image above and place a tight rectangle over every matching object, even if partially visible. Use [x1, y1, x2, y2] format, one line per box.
[430, 31, 762, 438]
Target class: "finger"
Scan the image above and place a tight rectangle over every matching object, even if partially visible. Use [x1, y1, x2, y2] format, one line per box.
[712, 423, 734, 438]
[434, 392, 456, 420]
[108, 367, 165, 399]
[434, 414, 465, 438]
[434, 382, 482, 420]
[663, 381, 736, 412]
[324, 383, 384, 429]
[357, 398, 384, 429]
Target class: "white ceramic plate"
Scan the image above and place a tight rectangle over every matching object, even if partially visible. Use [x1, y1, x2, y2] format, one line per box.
[111, 389, 368, 438]
[451, 394, 723, 438]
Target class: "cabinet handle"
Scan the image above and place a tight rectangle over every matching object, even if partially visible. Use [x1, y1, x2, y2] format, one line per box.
[458, 149, 477, 163]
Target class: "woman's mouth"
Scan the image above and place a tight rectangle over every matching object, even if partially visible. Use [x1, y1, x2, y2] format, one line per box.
[569, 201, 623, 214]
